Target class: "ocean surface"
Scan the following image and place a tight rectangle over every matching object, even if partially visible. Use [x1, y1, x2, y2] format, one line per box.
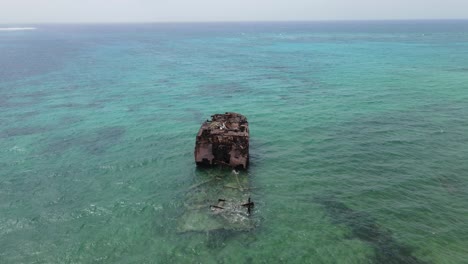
[1, 21, 468, 263]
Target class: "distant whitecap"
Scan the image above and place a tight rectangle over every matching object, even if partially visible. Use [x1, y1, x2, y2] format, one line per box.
[0, 27, 36, 31]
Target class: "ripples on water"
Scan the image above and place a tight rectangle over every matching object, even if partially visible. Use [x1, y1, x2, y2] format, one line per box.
[1, 21, 468, 263]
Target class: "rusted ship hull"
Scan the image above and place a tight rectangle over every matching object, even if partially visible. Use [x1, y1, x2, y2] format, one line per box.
[178, 113, 254, 233]
[194, 112, 249, 169]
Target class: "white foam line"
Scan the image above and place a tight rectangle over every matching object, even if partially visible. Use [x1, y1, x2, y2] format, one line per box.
[0, 27, 36, 31]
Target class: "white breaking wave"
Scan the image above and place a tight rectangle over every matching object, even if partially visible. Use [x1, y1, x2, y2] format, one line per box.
[0, 27, 36, 31]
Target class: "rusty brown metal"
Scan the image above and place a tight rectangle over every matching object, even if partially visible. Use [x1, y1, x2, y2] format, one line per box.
[194, 112, 249, 169]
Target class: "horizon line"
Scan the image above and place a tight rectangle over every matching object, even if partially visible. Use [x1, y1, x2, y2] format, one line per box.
[1, 18, 468, 25]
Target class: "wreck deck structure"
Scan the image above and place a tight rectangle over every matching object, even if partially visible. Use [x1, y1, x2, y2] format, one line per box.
[194, 112, 249, 169]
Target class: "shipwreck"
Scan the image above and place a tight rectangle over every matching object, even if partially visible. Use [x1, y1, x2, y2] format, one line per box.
[177, 113, 255, 233]
[194, 112, 249, 170]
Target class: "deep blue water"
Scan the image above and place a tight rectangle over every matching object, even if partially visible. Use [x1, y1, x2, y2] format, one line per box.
[1, 21, 468, 263]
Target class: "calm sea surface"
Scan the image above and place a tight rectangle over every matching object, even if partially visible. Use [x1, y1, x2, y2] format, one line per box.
[1, 21, 468, 263]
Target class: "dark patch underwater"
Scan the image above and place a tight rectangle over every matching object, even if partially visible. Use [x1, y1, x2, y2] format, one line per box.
[45, 126, 126, 155]
[314, 195, 428, 264]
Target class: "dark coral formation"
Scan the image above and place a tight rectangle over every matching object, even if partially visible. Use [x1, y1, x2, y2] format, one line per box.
[195, 112, 249, 169]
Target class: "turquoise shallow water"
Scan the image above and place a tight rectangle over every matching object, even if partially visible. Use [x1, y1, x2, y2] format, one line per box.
[1, 21, 468, 263]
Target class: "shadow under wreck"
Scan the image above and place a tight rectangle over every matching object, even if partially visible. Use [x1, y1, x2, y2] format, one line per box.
[178, 113, 256, 233]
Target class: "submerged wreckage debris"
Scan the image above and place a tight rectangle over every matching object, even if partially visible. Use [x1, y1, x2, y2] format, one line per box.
[177, 169, 256, 233]
[194, 112, 249, 170]
[177, 113, 255, 233]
